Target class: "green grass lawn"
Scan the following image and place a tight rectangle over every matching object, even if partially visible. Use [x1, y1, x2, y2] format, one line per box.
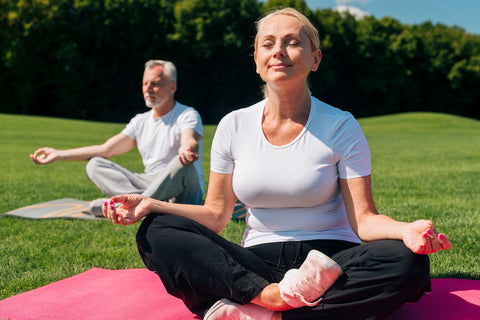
[0, 112, 479, 300]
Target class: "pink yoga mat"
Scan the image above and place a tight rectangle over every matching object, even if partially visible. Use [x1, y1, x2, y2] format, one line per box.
[0, 268, 199, 320]
[387, 278, 480, 319]
[0, 268, 478, 319]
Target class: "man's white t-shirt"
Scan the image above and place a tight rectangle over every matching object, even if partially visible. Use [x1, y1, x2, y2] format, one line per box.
[122, 102, 204, 192]
[211, 97, 370, 247]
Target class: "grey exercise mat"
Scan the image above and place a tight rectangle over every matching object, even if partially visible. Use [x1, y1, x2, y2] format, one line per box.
[4, 198, 247, 221]
[4, 198, 97, 220]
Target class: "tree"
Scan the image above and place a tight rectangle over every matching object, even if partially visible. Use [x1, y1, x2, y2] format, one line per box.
[1, 1, 479, 122]
[1, 0, 176, 122]
[310, 9, 360, 115]
[262, 0, 311, 14]
[168, 0, 261, 123]
[448, 55, 480, 118]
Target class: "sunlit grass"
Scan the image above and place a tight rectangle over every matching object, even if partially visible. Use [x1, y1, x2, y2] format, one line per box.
[0, 112, 478, 300]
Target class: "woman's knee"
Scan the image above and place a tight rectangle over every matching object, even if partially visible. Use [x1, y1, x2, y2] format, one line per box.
[341, 240, 430, 286]
[136, 214, 208, 259]
[380, 240, 431, 300]
[390, 240, 430, 277]
[136, 214, 177, 271]
[402, 247, 430, 290]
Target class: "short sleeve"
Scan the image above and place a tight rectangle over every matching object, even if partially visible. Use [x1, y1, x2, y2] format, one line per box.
[210, 114, 235, 174]
[334, 114, 371, 179]
[178, 108, 203, 136]
[121, 113, 142, 140]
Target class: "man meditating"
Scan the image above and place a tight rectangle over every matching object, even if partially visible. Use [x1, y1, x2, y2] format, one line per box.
[30, 60, 204, 216]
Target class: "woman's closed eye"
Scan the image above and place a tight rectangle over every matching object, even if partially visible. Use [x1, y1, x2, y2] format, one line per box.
[287, 40, 300, 47]
[262, 42, 275, 48]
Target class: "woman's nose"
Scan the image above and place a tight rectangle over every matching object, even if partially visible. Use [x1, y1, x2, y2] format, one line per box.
[272, 42, 286, 58]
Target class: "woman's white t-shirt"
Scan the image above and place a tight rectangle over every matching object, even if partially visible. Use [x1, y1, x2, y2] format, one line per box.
[211, 97, 370, 247]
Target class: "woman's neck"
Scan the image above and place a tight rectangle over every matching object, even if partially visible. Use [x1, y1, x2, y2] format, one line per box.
[261, 84, 311, 146]
[264, 84, 310, 122]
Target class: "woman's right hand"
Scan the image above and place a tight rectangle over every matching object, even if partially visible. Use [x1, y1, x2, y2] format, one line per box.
[103, 194, 153, 225]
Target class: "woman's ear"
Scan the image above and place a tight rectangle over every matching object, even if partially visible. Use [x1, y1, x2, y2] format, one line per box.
[311, 49, 322, 71]
[254, 51, 260, 75]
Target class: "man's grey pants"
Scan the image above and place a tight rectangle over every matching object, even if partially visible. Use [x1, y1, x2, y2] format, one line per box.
[85, 156, 203, 205]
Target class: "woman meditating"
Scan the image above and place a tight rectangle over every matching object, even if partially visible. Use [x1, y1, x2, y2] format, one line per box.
[103, 8, 451, 320]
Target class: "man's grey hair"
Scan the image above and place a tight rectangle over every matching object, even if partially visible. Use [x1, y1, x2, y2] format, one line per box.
[144, 60, 177, 82]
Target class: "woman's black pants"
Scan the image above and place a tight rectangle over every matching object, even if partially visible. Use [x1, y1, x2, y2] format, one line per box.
[136, 214, 431, 320]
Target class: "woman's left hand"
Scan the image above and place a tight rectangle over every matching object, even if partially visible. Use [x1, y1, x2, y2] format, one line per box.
[402, 219, 452, 254]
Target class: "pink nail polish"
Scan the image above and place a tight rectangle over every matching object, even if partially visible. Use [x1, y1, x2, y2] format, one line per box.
[439, 234, 445, 240]
[103, 201, 107, 206]
[116, 214, 120, 217]
[110, 200, 114, 205]
[423, 233, 429, 238]
[110, 205, 115, 210]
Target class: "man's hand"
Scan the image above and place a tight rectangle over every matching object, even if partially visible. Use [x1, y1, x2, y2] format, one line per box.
[178, 146, 199, 166]
[30, 147, 60, 165]
[402, 219, 451, 254]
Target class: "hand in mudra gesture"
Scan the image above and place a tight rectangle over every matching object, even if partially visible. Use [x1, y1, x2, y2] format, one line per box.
[402, 219, 451, 254]
[103, 194, 152, 225]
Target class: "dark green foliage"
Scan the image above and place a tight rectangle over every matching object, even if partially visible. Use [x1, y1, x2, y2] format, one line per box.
[0, 0, 176, 122]
[1, 0, 480, 123]
[167, 0, 262, 123]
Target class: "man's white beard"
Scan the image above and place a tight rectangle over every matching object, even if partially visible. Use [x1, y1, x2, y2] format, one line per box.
[144, 95, 169, 109]
[145, 99, 157, 109]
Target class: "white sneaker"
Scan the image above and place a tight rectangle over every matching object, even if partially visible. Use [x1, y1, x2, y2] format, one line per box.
[88, 198, 111, 217]
[277, 250, 342, 308]
[204, 298, 273, 320]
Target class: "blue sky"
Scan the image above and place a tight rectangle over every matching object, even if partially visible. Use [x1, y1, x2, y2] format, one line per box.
[305, 0, 480, 35]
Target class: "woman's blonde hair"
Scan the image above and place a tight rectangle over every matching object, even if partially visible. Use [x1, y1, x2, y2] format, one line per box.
[254, 7, 320, 53]
[254, 8, 320, 97]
